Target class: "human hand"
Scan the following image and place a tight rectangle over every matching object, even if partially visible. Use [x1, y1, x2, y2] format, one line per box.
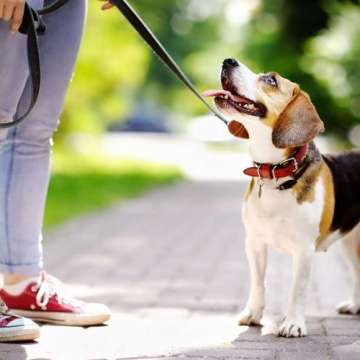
[99, 0, 115, 11]
[0, 0, 25, 33]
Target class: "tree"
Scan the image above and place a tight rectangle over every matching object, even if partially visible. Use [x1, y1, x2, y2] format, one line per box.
[60, 0, 360, 141]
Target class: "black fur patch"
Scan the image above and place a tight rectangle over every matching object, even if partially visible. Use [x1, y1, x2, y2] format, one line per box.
[323, 151, 360, 234]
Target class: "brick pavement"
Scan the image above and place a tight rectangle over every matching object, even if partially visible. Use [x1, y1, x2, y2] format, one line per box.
[2, 181, 360, 360]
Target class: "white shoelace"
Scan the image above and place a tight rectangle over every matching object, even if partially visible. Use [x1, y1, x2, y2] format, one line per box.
[31, 272, 71, 310]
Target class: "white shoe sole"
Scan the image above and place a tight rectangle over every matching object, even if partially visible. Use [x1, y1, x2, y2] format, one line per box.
[0, 325, 40, 342]
[12, 309, 111, 327]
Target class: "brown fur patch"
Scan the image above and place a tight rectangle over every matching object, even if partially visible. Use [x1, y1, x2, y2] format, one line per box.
[272, 91, 324, 149]
[259, 75, 299, 129]
[263, 112, 279, 128]
[245, 179, 255, 201]
[292, 159, 322, 204]
[283, 146, 298, 160]
[316, 161, 335, 249]
[357, 242, 360, 261]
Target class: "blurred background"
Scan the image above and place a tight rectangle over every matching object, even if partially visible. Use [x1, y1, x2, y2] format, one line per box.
[46, 0, 360, 228]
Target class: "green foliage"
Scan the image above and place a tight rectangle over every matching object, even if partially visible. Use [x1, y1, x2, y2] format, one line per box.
[304, 3, 360, 134]
[59, 0, 243, 137]
[60, 0, 360, 141]
[45, 151, 182, 227]
[60, 1, 151, 139]
[240, 0, 360, 137]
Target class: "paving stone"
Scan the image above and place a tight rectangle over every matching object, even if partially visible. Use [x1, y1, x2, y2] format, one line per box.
[306, 335, 359, 345]
[277, 351, 330, 360]
[323, 317, 360, 329]
[175, 346, 275, 359]
[332, 340, 360, 360]
[8, 180, 357, 360]
[325, 326, 360, 336]
[234, 339, 329, 353]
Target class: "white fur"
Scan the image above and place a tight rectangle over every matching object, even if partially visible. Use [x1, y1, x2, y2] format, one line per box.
[241, 177, 324, 337]
[222, 63, 285, 164]
[218, 62, 360, 337]
[245, 119, 285, 164]
[220, 63, 327, 337]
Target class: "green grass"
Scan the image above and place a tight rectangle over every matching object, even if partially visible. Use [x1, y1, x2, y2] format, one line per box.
[44, 150, 182, 228]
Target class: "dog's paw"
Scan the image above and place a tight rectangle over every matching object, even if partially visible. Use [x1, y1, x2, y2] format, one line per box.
[238, 307, 263, 326]
[278, 318, 307, 338]
[337, 300, 360, 315]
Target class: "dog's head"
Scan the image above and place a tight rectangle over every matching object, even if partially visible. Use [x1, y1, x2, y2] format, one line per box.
[205, 59, 324, 149]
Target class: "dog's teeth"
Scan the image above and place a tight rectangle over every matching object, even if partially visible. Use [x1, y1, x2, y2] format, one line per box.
[241, 103, 256, 111]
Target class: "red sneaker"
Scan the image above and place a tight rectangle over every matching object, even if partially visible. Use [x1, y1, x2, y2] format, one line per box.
[0, 272, 111, 326]
[0, 298, 39, 342]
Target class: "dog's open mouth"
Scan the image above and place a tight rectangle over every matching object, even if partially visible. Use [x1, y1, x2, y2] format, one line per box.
[204, 89, 267, 118]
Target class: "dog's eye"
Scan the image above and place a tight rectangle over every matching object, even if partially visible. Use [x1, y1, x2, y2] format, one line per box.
[262, 74, 277, 87]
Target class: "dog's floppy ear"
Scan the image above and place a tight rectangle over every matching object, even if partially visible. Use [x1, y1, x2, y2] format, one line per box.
[228, 120, 249, 139]
[272, 90, 324, 148]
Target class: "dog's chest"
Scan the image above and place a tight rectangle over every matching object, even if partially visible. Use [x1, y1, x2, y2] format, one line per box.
[243, 180, 324, 252]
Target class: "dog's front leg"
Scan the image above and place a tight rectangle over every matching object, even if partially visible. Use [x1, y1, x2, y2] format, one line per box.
[238, 240, 267, 326]
[279, 247, 313, 337]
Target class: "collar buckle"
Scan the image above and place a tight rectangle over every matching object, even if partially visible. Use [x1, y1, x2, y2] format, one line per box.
[279, 156, 298, 172]
[271, 156, 299, 184]
[271, 164, 279, 182]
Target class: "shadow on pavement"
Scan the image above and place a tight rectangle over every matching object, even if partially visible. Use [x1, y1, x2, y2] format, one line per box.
[0, 340, 41, 360]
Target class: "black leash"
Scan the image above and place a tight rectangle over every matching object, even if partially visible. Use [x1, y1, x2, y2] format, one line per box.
[0, 0, 227, 129]
[0, 0, 70, 129]
[110, 0, 229, 125]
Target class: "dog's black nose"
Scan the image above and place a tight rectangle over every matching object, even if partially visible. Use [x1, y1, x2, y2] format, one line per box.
[223, 58, 239, 67]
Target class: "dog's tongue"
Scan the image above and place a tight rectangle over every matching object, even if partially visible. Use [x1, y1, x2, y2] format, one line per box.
[203, 89, 232, 99]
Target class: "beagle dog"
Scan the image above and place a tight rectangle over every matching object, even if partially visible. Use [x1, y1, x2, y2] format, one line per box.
[205, 59, 360, 338]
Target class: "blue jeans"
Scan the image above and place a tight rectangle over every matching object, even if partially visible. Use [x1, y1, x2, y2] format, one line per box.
[0, 0, 86, 275]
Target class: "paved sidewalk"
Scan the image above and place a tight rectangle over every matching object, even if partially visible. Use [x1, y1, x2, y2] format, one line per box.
[2, 181, 360, 360]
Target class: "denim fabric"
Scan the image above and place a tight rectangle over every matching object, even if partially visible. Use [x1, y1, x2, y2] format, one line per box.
[0, 0, 86, 275]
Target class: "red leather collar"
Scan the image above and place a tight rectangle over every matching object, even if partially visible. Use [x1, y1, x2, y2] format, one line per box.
[243, 144, 309, 180]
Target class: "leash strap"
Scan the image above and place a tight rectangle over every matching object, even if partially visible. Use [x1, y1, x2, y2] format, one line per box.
[38, 0, 71, 15]
[0, 0, 70, 129]
[110, 0, 229, 125]
[1, 0, 227, 129]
